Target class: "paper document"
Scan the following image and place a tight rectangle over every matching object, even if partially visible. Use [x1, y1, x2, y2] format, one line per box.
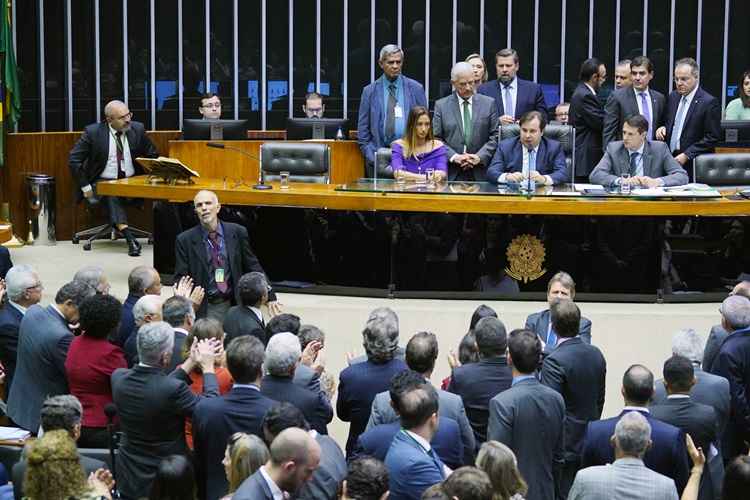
[632, 188, 721, 197]
[573, 183, 604, 192]
[0, 426, 31, 440]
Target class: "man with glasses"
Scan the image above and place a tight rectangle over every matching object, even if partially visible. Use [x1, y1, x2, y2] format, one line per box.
[198, 93, 222, 120]
[69, 100, 159, 256]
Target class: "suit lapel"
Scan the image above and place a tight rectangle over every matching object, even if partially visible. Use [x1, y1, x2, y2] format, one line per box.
[470, 96, 482, 146]
[680, 88, 702, 131]
[625, 88, 639, 116]
[449, 93, 465, 140]
[515, 80, 526, 118]
[98, 123, 111, 160]
[495, 80, 505, 115]
[374, 80, 384, 135]
[617, 145, 630, 175]
[537, 138, 547, 173]
[642, 142, 654, 177]
[224, 224, 237, 273]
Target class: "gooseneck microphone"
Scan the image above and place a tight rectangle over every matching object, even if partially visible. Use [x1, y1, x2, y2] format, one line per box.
[206, 142, 272, 190]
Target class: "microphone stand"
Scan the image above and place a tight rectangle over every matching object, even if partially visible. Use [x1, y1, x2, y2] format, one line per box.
[206, 142, 271, 190]
[104, 403, 120, 498]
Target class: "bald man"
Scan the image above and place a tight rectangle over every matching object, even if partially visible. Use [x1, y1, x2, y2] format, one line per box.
[174, 190, 280, 321]
[69, 100, 158, 256]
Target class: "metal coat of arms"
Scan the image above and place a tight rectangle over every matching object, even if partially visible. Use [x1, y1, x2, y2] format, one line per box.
[505, 234, 547, 283]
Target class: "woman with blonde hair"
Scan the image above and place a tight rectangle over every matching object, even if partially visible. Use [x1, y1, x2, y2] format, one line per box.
[391, 106, 447, 182]
[475, 441, 528, 500]
[221, 432, 270, 499]
[466, 53, 489, 90]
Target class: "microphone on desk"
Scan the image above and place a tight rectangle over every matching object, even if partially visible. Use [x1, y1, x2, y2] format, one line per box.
[104, 403, 120, 497]
[206, 142, 272, 190]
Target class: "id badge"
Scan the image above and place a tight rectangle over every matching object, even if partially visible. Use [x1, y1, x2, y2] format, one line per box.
[215, 268, 225, 283]
[394, 105, 403, 119]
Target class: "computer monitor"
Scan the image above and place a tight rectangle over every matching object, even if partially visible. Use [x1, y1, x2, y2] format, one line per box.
[286, 117, 349, 140]
[182, 119, 249, 140]
[721, 120, 750, 146]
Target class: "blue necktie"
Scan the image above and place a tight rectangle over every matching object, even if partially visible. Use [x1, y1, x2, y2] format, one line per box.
[670, 96, 689, 152]
[503, 84, 514, 117]
[629, 152, 640, 176]
[547, 326, 558, 347]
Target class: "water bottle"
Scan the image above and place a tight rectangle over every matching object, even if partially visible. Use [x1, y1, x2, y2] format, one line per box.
[335, 127, 344, 140]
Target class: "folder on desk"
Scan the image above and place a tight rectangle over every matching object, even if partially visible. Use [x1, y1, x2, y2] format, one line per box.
[136, 156, 200, 183]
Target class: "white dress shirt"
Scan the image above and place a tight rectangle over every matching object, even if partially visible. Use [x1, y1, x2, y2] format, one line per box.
[260, 465, 287, 500]
[82, 125, 135, 193]
[497, 142, 553, 185]
[584, 83, 597, 96]
[670, 84, 699, 150]
[248, 305, 264, 324]
[8, 301, 27, 315]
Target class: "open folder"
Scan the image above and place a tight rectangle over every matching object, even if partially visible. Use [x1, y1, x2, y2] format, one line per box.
[135, 156, 200, 184]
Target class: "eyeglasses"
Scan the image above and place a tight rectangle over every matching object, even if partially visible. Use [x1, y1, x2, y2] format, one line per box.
[114, 111, 133, 120]
[202, 103, 221, 109]
[26, 283, 43, 291]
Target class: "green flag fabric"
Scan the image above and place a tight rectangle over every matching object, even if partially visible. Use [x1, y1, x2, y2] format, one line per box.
[0, 1, 20, 168]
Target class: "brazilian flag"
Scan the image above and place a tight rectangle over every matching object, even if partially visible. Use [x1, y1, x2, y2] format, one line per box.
[0, 0, 20, 168]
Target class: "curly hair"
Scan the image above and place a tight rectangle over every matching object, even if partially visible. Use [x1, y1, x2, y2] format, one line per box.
[24, 430, 89, 500]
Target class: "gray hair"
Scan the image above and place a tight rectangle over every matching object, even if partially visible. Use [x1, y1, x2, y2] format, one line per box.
[264, 332, 301, 376]
[137, 321, 175, 366]
[162, 295, 195, 328]
[451, 61, 474, 81]
[614, 411, 651, 457]
[363, 307, 399, 363]
[379, 44, 403, 62]
[298, 324, 325, 350]
[133, 294, 163, 326]
[73, 265, 106, 293]
[5, 264, 38, 302]
[675, 57, 699, 78]
[721, 295, 750, 331]
[128, 265, 158, 295]
[55, 281, 96, 307]
[672, 329, 704, 364]
[40, 395, 83, 435]
[616, 59, 632, 68]
[104, 100, 127, 117]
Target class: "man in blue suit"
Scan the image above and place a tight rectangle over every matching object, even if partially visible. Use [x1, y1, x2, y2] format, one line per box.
[487, 110, 568, 185]
[384, 382, 446, 500]
[477, 48, 547, 126]
[193, 335, 275, 500]
[581, 364, 690, 494]
[357, 44, 427, 175]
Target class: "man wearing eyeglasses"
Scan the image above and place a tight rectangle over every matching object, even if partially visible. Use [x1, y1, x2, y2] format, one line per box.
[69, 99, 159, 256]
[199, 93, 222, 120]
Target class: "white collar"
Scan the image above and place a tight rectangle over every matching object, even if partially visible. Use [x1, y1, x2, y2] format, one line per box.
[174, 327, 189, 337]
[9, 301, 27, 315]
[501, 77, 517, 89]
[51, 304, 67, 322]
[584, 83, 597, 96]
[405, 429, 432, 452]
[523, 142, 541, 154]
[626, 142, 646, 156]
[233, 383, 260, 391]
[623, 406, 650, 413]
[260, 465, 286, 500]
[666, 394, 691, 399]
[679, 85, 699, 106]
[248, 306, 264, 323]
[634, 86, 651, 98]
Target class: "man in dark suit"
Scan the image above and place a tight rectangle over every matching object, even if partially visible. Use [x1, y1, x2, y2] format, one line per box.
[0, 265, 43, 394]
[580, 364, 690, 494]
[223, 271, 268, 347]
[486, 110, 568, 186]
[115, 265, 162, 347]
[433, 61, 499, 181]
[357, 44, 427, 174]
[603, 56, 666, 148]
[7, 280, 95, 432]
[488, 329, 565, 500]
[111, 321, 221, 500]
[260, 332, 333, 435]
[650, 355, 720, 500]
[703, 281, 750, 372]
[68, 100, 159, 256]
[193, 335, 275, 500]
[590, 114, 689, 188]
[448, 316, 513, 444]
[655, 58, 721, 180]
[161, 295, 194, 373]
[540, 300, 607, 498]
[478, 48, 547, 125]
[233, 428, 321, 500]
[0, 247, 12, 279]
[569, 58, 607, 178]
[174, 189, 279, 321]
[526, 272, 592, 350]
[384, 382, 446, 500]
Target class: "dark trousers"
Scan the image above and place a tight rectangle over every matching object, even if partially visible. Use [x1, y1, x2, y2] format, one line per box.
[92, 181, 135, 225]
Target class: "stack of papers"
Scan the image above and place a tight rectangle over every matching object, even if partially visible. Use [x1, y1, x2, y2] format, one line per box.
[0, 426, 31, 441]
[631, 187, 722, 197]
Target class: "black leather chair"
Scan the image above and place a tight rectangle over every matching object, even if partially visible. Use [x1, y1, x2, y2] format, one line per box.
[259, 142, 330, 184]
[72, 200, 152, 251]
[499, 123, 575, 182]
[694, 153, 750, 186]
[373, 147, 395, 179]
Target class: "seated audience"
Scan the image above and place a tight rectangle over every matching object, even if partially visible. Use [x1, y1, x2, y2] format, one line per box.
[223, 271, 269, 346]
[448, 317, 512, 444]
[198, 92, 222, 120]
[724, 70, 750, 120]
[340, 457, 389, 500]
[338, 307, 408, 455]
[391, 106, 448, 183]
[488, 329, 564, 500]
[73, 265, 111, 295]
[148, 454, 197, 500]
[261, 332, 333, 435]
[193, 335, 274, 500]
[569, 411, 679, 500]
[123, 293, 164, 365]
[723, 455, 750, 500]
[303, 92, 325, 118]
[8, 280, 95, 432]
[233, 427, 321, 500]
[221, 433, 270, 500]
[65, 294, 127, 448]
[162, 295, 196, 373]
[466, 53, 489, 90]
[441, 466, 494, 500]
[475, 440, 528, 500]
[116, 265, 162, 347]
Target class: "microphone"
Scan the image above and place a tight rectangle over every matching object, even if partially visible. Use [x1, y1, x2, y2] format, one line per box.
[206, 142, 272, 190]
[104, 403, 119, 495]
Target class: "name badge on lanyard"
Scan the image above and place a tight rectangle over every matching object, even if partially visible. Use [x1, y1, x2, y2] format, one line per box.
[394, 105, 403, 119]
[215, 268, 225, 283]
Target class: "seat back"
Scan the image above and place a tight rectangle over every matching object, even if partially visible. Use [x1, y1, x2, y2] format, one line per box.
[500, 123, 575, 181]
[373, 147, 395, 179]
[694, 153, 750, 186]
[260, 142, 330, 184]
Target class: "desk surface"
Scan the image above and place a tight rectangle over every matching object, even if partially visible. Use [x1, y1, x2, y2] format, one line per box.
[97, 176, 750, 217]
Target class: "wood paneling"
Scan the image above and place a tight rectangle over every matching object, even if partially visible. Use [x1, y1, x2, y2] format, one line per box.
[716, 147, 750, 154]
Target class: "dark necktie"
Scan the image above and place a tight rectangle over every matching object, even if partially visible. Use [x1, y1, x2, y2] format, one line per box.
[208, 231, 229, 294]
[385, 83, 397, 143]
[503, 83, 514, 117]
[115, 131, 126, 179]
[629, 152, 640, 176]
[462, 98, 472, 144]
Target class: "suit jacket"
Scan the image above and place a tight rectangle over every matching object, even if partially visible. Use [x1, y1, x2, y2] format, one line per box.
[294, 363, 323, 395]
[111, 365, 219, 500]
[232, 469, 274, 500]
[486, 136, 568, 185]
[337, 357, 408, 456]
[260, 374, 333, 435]
[174, 222, 276, 318]
[525, 309, 592, 351]
[580, 409, 690, 494]
[223, 305, 266, 346]
[477, 78, 548, 119]
[0, 247, 11, 280]
[367, 385, 476, 463]
[568, 458, 678, 500]
[432, 92, 499, 181]
[385, 430, 446, 500]
[7, 304, 73, 432]
[357, 75, 428, 166]
[540, 337, 606, 462]
[193, 385, 275, 500]
[298, 433, 347, 500]
[589, 140, 689, 187]
[487, 378, 565, 500]
[68, 121, 158, 202]
[663, 87, 721, 164]
[165, 329, 189, 374]
[356, 418, 463, 470]
[12, 454, 107, 500]
[0, 303, 23, 394]
[447, 355, 513, 444]
[603, 86, 666, 148]
[703, 324, 728, 373]
[570, 83, 605, 176]
[115, 293, 139, 347]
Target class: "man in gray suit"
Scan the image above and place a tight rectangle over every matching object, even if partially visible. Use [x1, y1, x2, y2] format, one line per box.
[234, 427, 322, 500]
[569, 411, 679, 500]
[8, 280, 96, 432]
[433, 61, 499, 181]
[703, 281, 750, 372]
[590, 114, 688, 188]
[487, 329, 565, 500]
[366, 331, 476, 462]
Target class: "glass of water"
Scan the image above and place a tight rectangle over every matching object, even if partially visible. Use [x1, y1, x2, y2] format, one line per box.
[279, 171, 290, 189]
[425, 168, 435, 187]
[619, 173, 631, 195]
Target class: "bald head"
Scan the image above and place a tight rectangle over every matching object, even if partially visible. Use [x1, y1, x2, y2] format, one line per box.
[104, 100, 132, 132]
[732, 281, 750, 298]
[193, 190, 221, 230]
[622, 364, 654, 406]
[270, 427, 318, 465]
[133, 294, 163, 326]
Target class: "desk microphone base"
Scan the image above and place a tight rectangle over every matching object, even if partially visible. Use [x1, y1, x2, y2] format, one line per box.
[253, 184, 273, 190]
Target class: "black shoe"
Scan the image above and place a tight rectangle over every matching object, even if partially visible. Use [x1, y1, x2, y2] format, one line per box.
[127, 239, 142, 257]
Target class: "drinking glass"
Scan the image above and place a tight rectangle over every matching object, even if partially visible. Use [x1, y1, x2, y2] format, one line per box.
[279, 171, 290, 189]
[620, 173, 631, 195]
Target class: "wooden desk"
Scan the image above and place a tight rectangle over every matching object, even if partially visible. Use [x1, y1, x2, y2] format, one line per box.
[168, 140, 364, 184]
